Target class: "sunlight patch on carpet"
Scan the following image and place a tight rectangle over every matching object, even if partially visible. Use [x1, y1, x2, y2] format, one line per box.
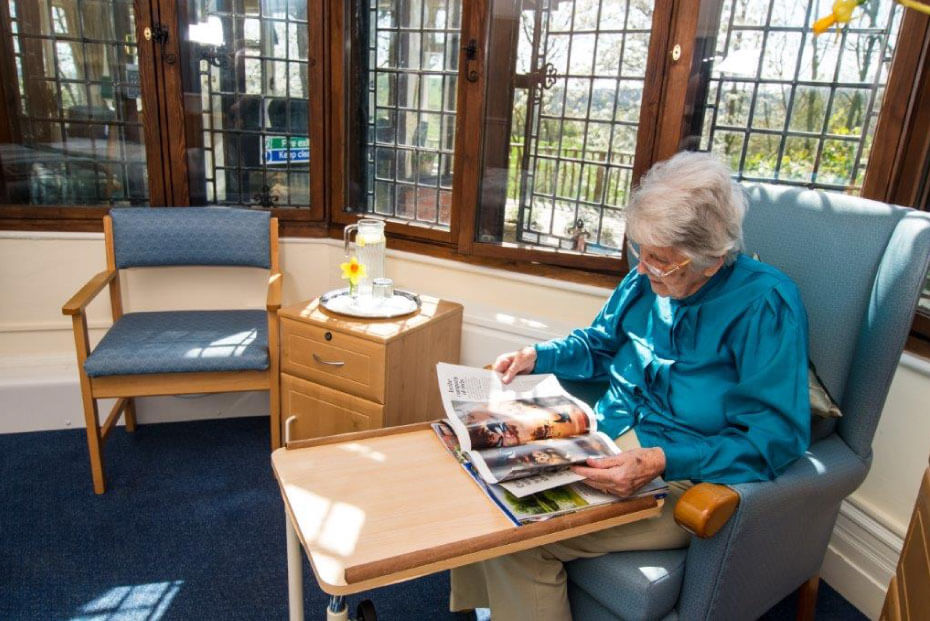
[70, 580, 183, 620]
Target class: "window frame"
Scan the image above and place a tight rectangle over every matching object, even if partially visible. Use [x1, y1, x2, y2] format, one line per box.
[0, 0, 328, 230]
[328, 0, 458, 246]
[0, 0, 927, 348]
[330, 0, 692, 274]
[0, 0, 171, 227]
[449, 0, 689, 273]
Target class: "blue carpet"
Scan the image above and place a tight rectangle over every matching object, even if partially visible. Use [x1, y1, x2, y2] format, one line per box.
[0, 416, 867, 620]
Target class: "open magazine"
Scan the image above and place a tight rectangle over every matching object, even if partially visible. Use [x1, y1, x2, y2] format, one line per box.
[432, 420, 630, 524]
[436, 363, 667, 499]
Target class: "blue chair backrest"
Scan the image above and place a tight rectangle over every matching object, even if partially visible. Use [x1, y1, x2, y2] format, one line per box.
[742, 184, 930, 458]
[110, 207, 271, 269]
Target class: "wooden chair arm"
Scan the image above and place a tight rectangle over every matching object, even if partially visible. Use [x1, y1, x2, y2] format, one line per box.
[266, 272, 283, 312]
[62, 270, 117, 316]
[673, 482, 740, 538]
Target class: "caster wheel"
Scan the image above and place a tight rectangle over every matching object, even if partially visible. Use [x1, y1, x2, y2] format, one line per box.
[356, 599, 377, 621]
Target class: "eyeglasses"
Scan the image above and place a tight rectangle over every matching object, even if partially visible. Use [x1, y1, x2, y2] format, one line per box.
[625, 240, 691, 279]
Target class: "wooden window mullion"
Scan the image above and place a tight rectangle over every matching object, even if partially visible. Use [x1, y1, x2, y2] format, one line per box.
[0, 0, 20, 205]
[450, 0, 489, 254]
[150, 0, 189, 205]
[135, 0, 171, 206]
[862, 8, 930, 205]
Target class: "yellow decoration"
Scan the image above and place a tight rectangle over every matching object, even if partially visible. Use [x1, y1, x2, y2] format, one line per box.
[813, 0, 864, 36]
[898, 0, 930, 15]
[340, 257, 367, 286]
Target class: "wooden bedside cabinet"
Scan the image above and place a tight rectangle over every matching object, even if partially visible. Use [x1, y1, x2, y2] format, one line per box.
[277, 296, 463, 442]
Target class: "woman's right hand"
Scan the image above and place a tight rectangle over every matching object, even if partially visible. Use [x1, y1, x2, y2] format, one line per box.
[493, 346, 537, 384]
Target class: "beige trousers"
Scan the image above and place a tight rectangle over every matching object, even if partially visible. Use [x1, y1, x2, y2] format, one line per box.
[449, 431, 692, 621]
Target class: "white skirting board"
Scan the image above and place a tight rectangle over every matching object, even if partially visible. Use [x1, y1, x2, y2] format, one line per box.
[0, 308, 558, 433]
[0, 313, 902, 618]
[821, 500, 901, 619]
[0, 354, 268, 432]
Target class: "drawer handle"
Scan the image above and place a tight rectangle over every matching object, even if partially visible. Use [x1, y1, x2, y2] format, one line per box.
[313, 353, 345, 367]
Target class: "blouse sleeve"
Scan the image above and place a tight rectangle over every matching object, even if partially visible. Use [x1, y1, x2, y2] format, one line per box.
[661, 285, 811, 483]
[532, 273, 639, 381]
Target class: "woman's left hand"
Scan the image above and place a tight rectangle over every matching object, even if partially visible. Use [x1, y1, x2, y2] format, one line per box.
[571, 447, 666, 497]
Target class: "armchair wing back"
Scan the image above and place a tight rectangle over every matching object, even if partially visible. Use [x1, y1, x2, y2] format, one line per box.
[566, 185, 930, 621]
[742, 185, 930, 458]
[110, 207, 271, 269]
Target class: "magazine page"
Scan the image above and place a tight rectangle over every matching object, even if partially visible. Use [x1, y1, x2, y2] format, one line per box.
[487, 481, 620, 523]
[632, 476, 669, 500]
[468, 431, 620, 485]
[436, 363, 597, 453]
[498, 468, 586, 497]
[500, 460, 670, 499]
[431, 422, 620, 524]
[431, 422, 522, 526]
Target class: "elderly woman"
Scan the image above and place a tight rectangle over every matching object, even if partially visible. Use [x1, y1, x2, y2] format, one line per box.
[450, 151, 810, 620]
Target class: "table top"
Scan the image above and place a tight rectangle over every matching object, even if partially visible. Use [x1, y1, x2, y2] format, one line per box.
[278, 295, 463, 344]
[271, 422, 662, 595]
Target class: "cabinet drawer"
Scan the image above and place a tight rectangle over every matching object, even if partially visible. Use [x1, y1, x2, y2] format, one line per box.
[282, 374, 383, 441]
[281, 318, 385, 402]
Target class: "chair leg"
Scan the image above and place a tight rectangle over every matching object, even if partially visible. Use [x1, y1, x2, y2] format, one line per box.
[796, 574, 820, 621]
[79, 384, 106, 494]
[123, 397, 137, 432]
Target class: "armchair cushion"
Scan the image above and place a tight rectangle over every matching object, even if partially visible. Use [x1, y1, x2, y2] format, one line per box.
[84, 310, 269, 377]
[567, 549, 687, 621]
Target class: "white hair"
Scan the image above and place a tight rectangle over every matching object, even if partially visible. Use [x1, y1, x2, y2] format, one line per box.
[625, 151, 746, 270]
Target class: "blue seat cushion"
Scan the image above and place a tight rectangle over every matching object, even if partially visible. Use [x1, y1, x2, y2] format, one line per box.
[567, 549, 687, 621]
[84, 311, 269, 377]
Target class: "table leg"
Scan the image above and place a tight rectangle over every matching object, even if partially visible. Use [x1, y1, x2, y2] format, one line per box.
[285, 516, 304, 621]
[327, 595, 348, 620]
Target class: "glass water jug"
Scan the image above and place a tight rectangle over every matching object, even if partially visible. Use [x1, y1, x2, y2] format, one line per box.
[344, 218, 386, 302]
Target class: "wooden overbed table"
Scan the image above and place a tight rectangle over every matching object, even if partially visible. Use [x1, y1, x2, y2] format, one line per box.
[271, 421, 663, 620]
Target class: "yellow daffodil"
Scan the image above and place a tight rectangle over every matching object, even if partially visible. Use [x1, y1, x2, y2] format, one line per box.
[813, 0, 864, 36]
[340, 257, 367, 286]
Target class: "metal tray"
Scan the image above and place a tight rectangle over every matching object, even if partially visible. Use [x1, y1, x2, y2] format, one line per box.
[319, 288, 421, 319]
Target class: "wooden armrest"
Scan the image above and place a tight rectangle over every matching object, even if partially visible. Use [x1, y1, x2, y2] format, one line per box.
[62, 270, 117, 316]
[266, 272, 283, 311]
[673, 482, 740, 538]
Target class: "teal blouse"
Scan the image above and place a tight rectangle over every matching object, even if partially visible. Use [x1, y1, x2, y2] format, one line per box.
[534, 254, 811, 484]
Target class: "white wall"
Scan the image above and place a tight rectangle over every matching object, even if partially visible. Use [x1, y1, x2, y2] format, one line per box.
[853, 358, 930, 534]
[1, 231, 927, 618]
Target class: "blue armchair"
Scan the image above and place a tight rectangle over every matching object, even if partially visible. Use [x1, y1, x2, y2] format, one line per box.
[62, 207, 283, 494]
[564, 185, 930, 620]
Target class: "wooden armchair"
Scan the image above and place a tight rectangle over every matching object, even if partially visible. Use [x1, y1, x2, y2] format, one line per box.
[62, 207, 283, 494]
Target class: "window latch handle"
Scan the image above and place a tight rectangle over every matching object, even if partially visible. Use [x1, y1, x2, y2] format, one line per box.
[143, 23, 170, 46]
[463, 39, 478, 61]
[463, 39, 479, 82]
